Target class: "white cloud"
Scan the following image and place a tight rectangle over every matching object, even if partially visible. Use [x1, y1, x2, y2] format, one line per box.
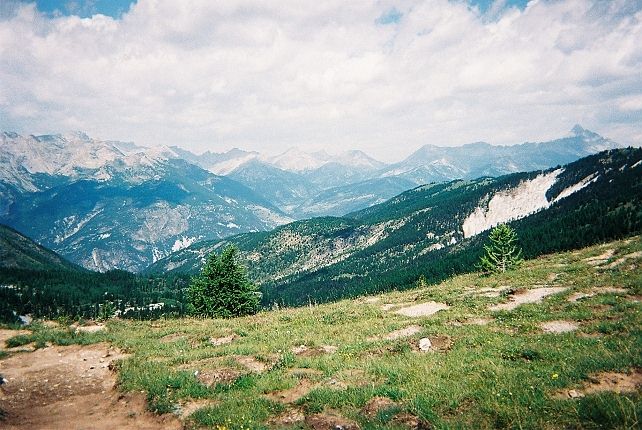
[0, 0, 640, 161]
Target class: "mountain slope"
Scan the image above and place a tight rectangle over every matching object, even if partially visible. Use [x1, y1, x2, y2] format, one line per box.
[227, 160, 320, 213]
[0, 133, 292, 272]
[148, 148, 642, 305]
[293, 176, 417, 219]
[0, 224, 83, 272]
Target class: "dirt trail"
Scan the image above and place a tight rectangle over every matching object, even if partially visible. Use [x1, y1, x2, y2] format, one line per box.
[0, 337, 180, 430]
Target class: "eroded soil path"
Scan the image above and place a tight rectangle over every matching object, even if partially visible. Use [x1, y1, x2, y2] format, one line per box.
[0, 331, 180, 430]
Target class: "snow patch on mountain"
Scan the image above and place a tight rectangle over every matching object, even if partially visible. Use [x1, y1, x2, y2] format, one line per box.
[53, 206, 104, 244]
[553, 173, 599, 203]
[172, 236, 198, 252]
[209, 153, 260, 175]
[462, 170, 562, 238]
[267, 148, 331, 172]
[462, 168, 607, 238]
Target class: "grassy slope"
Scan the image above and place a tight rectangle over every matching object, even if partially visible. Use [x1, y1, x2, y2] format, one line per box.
[6, 236, 642, 429]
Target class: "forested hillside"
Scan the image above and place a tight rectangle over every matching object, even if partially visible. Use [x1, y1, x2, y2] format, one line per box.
[149, 148, 642, 306]
[0, 224, 190, 322]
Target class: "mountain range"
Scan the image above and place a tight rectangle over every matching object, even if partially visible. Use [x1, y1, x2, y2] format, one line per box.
[148, 148, 642, 305]
[0, 126, 629, 272]
[172, 125, 624, 217]
[0, 131, 290, 272]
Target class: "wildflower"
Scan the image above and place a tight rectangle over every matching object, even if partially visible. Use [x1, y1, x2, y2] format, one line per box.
[552, 373, 559, 379]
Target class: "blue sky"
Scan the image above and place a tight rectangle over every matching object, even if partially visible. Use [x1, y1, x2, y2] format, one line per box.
[1, 1, 641, 160]
[468, 0, 529, 13]
[26, 0, 136, 18]
[28, 0, 529, 20]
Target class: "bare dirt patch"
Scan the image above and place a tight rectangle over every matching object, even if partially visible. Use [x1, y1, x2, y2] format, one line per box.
[176, 399, 220, 418]
[567, 287, 628, 302]
[603, 251, 642, 269]
[267, 407, 306, 426]
[489, 287, 568, 311]
[185, 354, 275, 385]
[265, 378, 316, 403]
[541, 320, 579, 333]
[235, 355, 274, 373]
[584, 249, 615, 266]
[582, 369, 642, 394]
[555, 368, 642, 399]
[195, 367, 243, 386]
[362, 396, 398, 419]
[71, 323, 107, 334]
[394, 302, 450, 317]
[291, 344, 338, 356]
[0, 343, 180, 430]
[392, 412, 429, 429]
[415, 335, 452, 353]
[209, 334, 237, 346]
[375, 325, 422, 341]
[305, 410, 361, 430]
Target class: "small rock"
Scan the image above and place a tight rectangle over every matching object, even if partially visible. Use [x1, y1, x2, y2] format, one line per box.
[568, 389, 584, 399]
[418, 338, 432, 352]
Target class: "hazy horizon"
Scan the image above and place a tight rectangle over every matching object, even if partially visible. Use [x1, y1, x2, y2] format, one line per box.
[1, 0, 641, 162]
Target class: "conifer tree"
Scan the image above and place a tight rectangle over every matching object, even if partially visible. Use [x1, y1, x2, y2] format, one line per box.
[478, 224, 523, 274]
[186, 245, 260, 318]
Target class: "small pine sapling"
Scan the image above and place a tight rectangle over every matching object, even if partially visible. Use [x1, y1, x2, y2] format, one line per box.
[478, 224, 523, 274]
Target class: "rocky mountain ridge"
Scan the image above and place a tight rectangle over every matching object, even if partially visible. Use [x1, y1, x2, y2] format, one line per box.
[172, 125, 625, 217]
[0, 132, 291, 272]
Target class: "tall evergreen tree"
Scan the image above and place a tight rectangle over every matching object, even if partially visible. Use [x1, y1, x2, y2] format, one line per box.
[478, 224, 523, 274]
[186, 245, 260, 318]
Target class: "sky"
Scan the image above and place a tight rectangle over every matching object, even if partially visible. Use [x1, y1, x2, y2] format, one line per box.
[1, 0, 641, 162]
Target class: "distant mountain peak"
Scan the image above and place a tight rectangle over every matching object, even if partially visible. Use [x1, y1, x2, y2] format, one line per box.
[62, 131, 92, 142]
[570, 124, 602, 140]
[571, 124, 586, 135]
